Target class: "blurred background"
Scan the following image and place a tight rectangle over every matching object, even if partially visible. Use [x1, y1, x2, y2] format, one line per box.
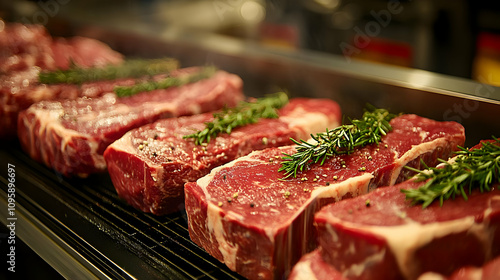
[2, 0, 500, 86]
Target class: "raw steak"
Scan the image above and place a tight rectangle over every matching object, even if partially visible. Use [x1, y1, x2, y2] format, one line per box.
[291, 250, 500, 280]
[50, 36, 124, 70]
[184, 114, 465, 280]
[18, 68, 244, 177]
[104, 98, 342, 215]
[419, 256, 500, 280]
[313, 178, 500, 280]
[0, 20, 124, 138]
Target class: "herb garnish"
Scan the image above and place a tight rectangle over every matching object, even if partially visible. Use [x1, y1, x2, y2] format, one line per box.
[114, 66, 216, 97]
[183, 92, 289, 145]
[39, 58, 178, 84]
[401, 137, 500, 208]
[279, 105, 397, 179]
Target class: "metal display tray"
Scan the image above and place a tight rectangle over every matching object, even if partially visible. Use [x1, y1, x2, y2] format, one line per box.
[0, 143, 245, 280]
[2, 18, 500, 280]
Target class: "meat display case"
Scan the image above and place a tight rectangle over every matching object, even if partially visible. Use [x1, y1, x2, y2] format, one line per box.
[1, 7, 500, 280]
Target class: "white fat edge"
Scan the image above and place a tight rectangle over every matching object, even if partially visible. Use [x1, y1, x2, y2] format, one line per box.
[106, 131, 136, 154]
[265, 173, 374, 260]
[195, 157, 239, 199]
[195, 148, 282, 199]
[343, 248, 386, 278]
[280, 109, 338, 139]
[325, 222, 340, 242]
[487, 196, 500, 215]
[289, 258, 318, 280]
[466, 269, 483, 280]
[145, 100, 183, 116]
[418, 269, 482, 280]
[206, 202, 239, 271]
[186, 102, 202, 115]
[355, 216, 478, 279]
[77, 103, 131, 123]
[28, 84, 58, 101]
[195, 150, 277, 268]
[389, 137, 450, 186]
[29, 106, 102, 169]
[107, 132, 162, 183]
[416, 272, 447, 280]
[311, 173, 374, 202]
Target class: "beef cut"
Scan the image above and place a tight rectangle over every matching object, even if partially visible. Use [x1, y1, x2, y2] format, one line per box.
[307, 156, 500, 280]
[307, 181, 500, 280]
[290, 140, 500, 280]
[418, 256, 500, 280]
[290, 249, 500, 280]
[104, 98, 342, 215]
[184, 114, 465, 280]
[18, 68, 244, 177]
[0, 19, 124, 138]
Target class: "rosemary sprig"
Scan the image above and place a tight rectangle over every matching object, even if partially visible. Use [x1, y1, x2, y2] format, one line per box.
[401, 137, 500, 208]
[183, 92, 289, 145]
[38, 58, 179, 84]
[279, 105, 397, 179]
[114, 66, 216, 97]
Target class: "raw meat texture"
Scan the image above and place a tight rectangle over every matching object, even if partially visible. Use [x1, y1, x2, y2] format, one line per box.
[288, 248, 347, 280]
[0, 20, 123, 138]
[18, 69, 244, 177]
[314, 179, 500, 280]
[104, 98, 342, 215]
[184, 114, 465, 280]
[0, 20, 55, 73]
[0, 20, 122, 72]
[50, 36, 123, 69]
[291, 237, 500, 280]
[438, 256, 500, 280]
[418, 257, 500, 280]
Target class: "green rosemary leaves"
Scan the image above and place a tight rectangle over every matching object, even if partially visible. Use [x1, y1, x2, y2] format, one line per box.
[279, 106, 397, 179]
[183, 92, 289, 145]
[114, 66, 216, 97]
[39, 58, 178, 84]
[402, 137, 500, 208]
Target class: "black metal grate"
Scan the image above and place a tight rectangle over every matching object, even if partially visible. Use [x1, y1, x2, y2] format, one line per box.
[0, 144, 246, 279]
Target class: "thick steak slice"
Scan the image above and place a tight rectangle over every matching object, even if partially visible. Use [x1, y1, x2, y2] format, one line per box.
[18, 69, 243, 177]
[0, 20, 124, 138]
[291, 233, 500, 280]
[314, 181, 500, 280]
[104, 98, 341, 215]
[184, 115, 465, 280]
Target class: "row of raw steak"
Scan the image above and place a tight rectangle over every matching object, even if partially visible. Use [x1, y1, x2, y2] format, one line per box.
[289, 140, 500, 280]
[104, 98, 342, 215]
[17, 67, 244, 177]
[185, 114, 466, 280]
[1, 19, 124, 138]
